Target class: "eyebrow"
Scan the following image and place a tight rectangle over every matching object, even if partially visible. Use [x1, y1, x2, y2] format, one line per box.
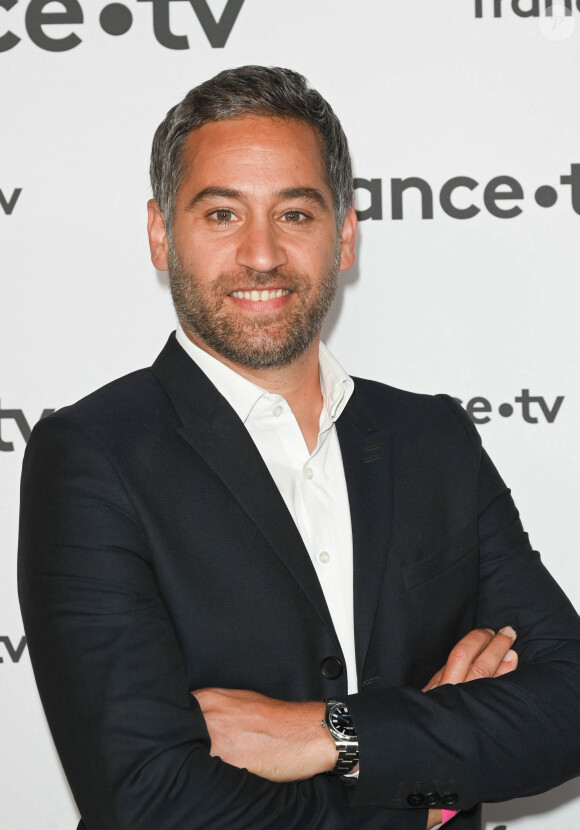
[277, 187, 331, 211]
[186, 187, 244, 211]
[185, 186, 331, 212]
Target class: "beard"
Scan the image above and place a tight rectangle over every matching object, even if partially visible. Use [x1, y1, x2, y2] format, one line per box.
[168, 245, 339, 370]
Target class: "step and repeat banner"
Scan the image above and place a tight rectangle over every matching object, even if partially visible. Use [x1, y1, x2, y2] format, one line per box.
[2, 1, 579, 828]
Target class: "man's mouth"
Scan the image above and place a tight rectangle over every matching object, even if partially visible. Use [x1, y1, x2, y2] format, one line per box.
[229, 289, 292, 301]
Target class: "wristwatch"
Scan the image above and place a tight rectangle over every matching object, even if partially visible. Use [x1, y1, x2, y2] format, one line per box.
[323, 699, 359, 775]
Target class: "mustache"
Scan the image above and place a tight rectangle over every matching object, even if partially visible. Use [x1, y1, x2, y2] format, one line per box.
[215, 268, 302, 291]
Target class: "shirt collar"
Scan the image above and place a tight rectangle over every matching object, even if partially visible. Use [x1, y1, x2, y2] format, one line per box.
[175, 324, 354, 425]
[318, 341, 354, 422]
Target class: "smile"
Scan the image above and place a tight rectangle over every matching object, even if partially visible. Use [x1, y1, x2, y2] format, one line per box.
[230, 289, 292, 301]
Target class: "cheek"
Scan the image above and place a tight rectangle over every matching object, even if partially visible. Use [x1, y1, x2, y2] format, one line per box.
[200, 237, 237, 272]
[175, 236, 225, 276]
[287, 237, 332, 269]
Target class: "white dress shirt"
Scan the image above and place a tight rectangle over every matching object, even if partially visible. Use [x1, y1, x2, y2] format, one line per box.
[176, 324, 358, 694]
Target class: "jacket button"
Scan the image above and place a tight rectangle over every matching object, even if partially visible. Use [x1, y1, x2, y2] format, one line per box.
[407, 793, 425, 807]
[441, 792, 458, 806]
[320, 656, 343, 679]
[424, 792, 440, 807]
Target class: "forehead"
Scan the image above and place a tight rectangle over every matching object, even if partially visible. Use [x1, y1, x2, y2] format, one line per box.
[178, 116, 329, 196]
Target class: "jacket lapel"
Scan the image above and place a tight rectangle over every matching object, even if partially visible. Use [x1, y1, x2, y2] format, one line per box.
[337, 387, 393, 683]
[151, 334, 338, 642]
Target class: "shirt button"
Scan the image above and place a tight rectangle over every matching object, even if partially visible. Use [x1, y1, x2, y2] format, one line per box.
[304, 467, 314, 480]
[318, 550, 330, 564]
[272, 404, 283, 417]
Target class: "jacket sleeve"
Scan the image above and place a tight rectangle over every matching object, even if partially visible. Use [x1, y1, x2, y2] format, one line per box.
[346, 398, 580, 812]
[17, 414, 426, 830]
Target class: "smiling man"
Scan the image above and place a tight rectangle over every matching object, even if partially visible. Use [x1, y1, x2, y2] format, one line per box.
[147, 114, 354, 456]
[18, 66, 580, 830]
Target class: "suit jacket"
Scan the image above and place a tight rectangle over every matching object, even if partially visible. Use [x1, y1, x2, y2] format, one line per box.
[18, 333, 580, 830]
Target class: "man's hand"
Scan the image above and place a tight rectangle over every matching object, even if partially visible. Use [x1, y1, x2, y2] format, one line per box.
[421, 628, 517, 829]
[192, 688, 337, 782]
[422, 626, 517, 691]
[427, 810, 443, 829]
[194, 690, 442, 829]
[192, 627, 518, 787]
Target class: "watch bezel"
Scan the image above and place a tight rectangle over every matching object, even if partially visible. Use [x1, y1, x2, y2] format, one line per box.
[326, 702, 357, 743]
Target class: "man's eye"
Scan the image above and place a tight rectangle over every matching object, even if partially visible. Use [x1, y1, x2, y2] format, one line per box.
[212, 209, 234, 224]
[282, 210, 306, 223]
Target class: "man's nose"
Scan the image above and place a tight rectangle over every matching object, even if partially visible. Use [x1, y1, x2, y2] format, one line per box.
[235, 217, 287, 273]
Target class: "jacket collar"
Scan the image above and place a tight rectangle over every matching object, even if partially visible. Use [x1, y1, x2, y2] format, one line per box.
[152, 334, 393, 683]
[152, 333, 338, 642]
[336, 385, 393, 683]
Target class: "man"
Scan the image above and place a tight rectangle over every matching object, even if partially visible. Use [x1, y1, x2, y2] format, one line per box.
[18, 66, 580, 830]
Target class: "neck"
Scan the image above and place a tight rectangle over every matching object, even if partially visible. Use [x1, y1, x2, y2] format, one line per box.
[182, 327, 323, 454]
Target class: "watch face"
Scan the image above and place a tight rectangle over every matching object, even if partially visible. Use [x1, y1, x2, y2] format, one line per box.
[329, 704, 356, 739]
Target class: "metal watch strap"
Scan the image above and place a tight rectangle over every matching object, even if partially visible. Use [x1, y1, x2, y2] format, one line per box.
[329, 739, 359, 775]
[324, 699, 359, 775]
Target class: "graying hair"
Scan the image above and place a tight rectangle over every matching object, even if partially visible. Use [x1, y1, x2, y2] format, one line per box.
[150, 65, 353, 235]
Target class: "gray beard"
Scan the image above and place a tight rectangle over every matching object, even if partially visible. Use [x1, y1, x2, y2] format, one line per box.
[168, 245, 339, 370]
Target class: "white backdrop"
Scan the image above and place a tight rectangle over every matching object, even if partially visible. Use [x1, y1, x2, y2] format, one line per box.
[1, 1, 579, 827]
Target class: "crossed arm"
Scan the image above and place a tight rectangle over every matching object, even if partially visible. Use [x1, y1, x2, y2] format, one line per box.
[193, 628, 518, 781]
[193, 628, 518, 830]
[19, 415, 580, 830]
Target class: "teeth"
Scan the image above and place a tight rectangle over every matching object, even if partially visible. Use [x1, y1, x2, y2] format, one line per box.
[230, 289, 291, 301]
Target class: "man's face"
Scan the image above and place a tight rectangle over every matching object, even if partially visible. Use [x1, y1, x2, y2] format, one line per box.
[148, 115, 356, 369]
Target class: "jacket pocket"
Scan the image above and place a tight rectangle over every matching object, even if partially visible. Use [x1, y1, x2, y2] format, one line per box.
[402, 525, 478, 590]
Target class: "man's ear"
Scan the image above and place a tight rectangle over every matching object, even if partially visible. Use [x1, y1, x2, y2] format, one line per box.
[338, 205, 357, 272]
[147, 199, 170, 271]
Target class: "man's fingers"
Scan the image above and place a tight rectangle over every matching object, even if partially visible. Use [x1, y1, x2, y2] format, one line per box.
[492, 648, 518, 678]
[463, 626, 517, 682]
[438, 628, 496, 686]
[424, 627, 519, 691]
[427, 809, 443, 829]
[422, 668, 443, 692]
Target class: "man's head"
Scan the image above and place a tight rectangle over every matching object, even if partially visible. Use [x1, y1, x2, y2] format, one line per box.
[150, 65, 354, 236]
[147, 67, 357, 370]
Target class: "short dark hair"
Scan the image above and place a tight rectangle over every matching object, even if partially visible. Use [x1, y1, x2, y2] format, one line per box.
[150, 65, 353, 234]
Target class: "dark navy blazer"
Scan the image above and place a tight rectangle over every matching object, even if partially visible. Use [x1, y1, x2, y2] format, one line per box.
[18, 333, 580, 830]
